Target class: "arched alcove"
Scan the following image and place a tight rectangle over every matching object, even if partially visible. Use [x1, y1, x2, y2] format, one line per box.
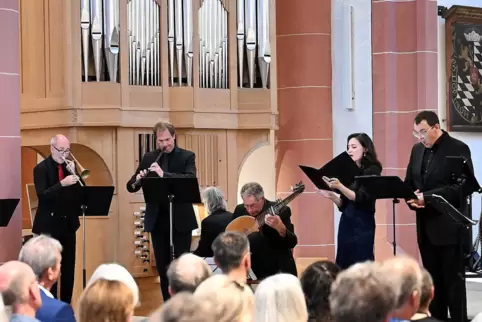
[237, 141, 276, 204]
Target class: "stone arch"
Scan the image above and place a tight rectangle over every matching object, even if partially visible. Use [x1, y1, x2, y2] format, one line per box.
[237, 141, 276, 204]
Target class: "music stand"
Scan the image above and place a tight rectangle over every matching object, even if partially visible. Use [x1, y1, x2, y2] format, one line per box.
[299, 152, 361, 190]
[0, 198, 20, 227]
[59, 186, 114, 288]
[355, 176, 417, 255]
[141, 177, 201, 260]
[430, 193, 477, 322]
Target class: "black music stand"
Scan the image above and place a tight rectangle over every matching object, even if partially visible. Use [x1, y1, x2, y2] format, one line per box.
[0, 198, 20, 227]
[430, 193, 477, 322]
[355, 176, 417, 255]
[141, 177, 201, 260]
[59, 186, 114, 288]
[299, 152, 361, 190]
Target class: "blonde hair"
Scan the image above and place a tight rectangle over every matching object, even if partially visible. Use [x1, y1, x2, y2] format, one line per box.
[195, 275, 254, 322]
[254, 273, 308, 322]
[77, 279, 135, 322]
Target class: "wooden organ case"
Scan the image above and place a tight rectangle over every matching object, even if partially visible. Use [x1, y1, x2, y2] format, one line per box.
[19, 0, 278, 303]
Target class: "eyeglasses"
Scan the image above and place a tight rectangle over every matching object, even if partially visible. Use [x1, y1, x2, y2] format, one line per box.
[52, 145, 70, 155]
[412, 126, 434, 139]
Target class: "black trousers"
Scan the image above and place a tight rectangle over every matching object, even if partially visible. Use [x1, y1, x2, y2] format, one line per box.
[419, 242, 467, 322]
[151, 220, 192, 302]
[50, 232, 76, 304]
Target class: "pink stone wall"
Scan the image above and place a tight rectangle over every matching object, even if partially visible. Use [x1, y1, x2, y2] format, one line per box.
[372, 0, 438, 260]
[0, 0, 22, 263]
[276, 0, 335, 259]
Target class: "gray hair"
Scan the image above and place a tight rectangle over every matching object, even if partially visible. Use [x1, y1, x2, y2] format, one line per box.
[240, 182, 264, 200]
[212, 232, 249, 273]
[18, 235, 62, 280]
[202, 187, 227, 214]
[330, 261, 398, 322]
[167, 254, 211, 294]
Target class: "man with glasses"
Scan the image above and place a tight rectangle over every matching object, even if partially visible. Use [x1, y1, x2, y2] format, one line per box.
[405, 111, 473, 322]
[32, 134, 84, 304]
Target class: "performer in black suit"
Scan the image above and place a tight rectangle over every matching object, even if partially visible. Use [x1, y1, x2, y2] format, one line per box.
[405, 111, 473, 322]
[232, 182, 298, 279]
[193, 186, 233, 257]
[126, 121, 198, 302]
[33, 134, 85, 304]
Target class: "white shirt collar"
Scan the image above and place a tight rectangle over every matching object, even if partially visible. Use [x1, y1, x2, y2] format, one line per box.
[38, 284, 54, 298]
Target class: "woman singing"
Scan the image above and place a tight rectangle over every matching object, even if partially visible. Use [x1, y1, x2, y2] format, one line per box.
[317, 133, 382, 269]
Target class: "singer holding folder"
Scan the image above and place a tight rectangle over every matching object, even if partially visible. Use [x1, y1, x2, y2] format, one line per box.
[126, 121, 198, 302]
[404, 111, 473, 322]
[316, 133, 382, 269]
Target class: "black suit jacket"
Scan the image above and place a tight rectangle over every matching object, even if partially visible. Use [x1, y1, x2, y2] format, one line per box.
[404, 131, 473, 246]
[232, 200, 298, 278]
[193, 209, 233, 257]
[126, 147, 198, 233]
[32, 156, 85, 236]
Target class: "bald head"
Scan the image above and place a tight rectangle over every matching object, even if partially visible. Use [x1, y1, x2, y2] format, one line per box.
[0, 261, 38, 307]
[167, 254, 211, 294]
[50, 134, 69, 147]
[50, 134, 70, 163]
[380, 256, 422, 319]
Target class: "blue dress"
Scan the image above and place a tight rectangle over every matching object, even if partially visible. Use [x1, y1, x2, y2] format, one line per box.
[335, 164, 380, 270]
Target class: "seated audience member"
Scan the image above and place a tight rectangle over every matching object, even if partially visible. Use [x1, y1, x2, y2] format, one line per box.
[253, 273, 308, 322]
[330, 261, 398, 322]
[212, 232, 251, 283]
[18, 235, 75, 322]
[195, 274, 254, 322]
[87, 263, 140, 307]
[148, 292, 216, 322]
[380, 256, 423, 322]
[167, 253, 211, 295]
[300, 260, 341, 322]
[0, 261, 42, 322]
[77, 279, 135, 322]
[411, 268, 441, 322]
[194, 187, 233, 257]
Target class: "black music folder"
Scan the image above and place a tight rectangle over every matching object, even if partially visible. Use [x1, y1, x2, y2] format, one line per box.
[0, 198, 20, 227]
[299, 152, 361, 190]
[354, 176, 417, 200]
[430, 194, 477, 228]
[141, 177, 202, 205]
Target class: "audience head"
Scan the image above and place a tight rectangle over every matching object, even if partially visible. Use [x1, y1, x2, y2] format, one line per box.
[78, 279, 135, 322]
[240, 182, 265, 216]
[87, 263, 139, 307]
[18, 234, 62, 288]
[346, 133, 382, 170]
[380, 256, 422, 320]
[195, 274, 254, 322]
[330, 261, 397, 322]
[413, 110, 442, 148]
[150, 292, 216, 322]
[0, 261, 42, 315]
[212, 232, 250, 275]
[254, 273, 308, 322]
[202, 186, 227, 214]
[300, 260, 341, 322]
[418, 267, 434, 313]
[167, 253, 211, 295]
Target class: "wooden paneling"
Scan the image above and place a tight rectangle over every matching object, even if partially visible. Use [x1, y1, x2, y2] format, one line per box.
[21, 148, 37, 229]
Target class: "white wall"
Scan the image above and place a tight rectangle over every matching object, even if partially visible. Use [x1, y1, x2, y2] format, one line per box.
[237, 135, 276, 204]
[437, 0, 482, 241]
[332, 0, 373, 251]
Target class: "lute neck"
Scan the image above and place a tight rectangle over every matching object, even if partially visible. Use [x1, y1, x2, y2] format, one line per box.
[256, 190, 302, 225]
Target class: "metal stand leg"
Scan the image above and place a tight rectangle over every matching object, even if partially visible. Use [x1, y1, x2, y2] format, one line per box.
[168, 194, 175, 260]
[81, 205, 87, 289]
[392, 199, 400, 256]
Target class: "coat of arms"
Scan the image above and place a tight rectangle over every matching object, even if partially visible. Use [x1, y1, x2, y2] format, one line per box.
[450, 23, 482, 130]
